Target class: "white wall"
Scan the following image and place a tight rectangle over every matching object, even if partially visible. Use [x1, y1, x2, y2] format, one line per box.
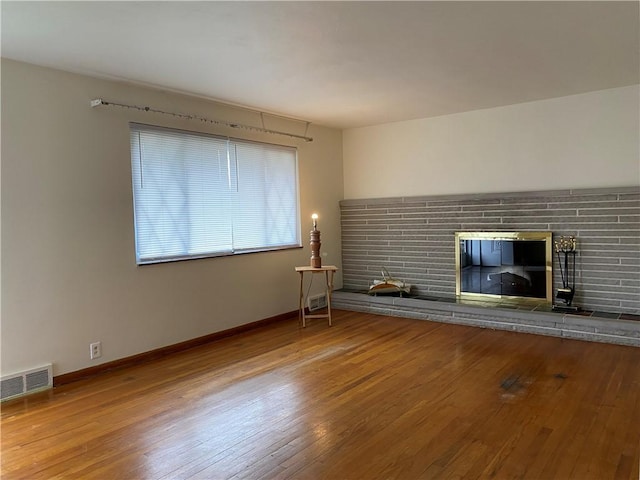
[1, 59, 343, 377]
[343, 85, 640, 199]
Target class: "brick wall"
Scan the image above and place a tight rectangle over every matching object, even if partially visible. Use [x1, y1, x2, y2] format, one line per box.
[340, 187, 640, 315]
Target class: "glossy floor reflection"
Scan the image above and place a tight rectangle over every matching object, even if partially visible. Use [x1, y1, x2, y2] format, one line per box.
[2, 311, 639, 479]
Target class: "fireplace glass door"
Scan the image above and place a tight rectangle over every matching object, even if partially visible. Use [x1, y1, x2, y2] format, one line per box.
[455, 232, 552, 302]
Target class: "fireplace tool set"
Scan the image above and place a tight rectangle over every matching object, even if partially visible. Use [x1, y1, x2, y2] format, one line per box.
[553, 236, 578, 311]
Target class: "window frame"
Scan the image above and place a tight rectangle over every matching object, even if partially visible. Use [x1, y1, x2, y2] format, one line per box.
[129, 123, 302, 265]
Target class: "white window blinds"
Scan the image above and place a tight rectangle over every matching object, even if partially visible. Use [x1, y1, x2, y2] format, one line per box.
[130, 123, 300, 264]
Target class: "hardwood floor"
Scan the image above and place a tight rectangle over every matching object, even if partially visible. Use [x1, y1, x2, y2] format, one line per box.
[2, 310, 639, 479]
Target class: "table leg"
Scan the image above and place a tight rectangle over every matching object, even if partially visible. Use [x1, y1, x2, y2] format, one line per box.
[326, 270, 334, 326]
[298, 272, 305, 327]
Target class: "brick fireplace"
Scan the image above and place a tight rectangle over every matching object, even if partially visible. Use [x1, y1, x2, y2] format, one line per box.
[339, 186, 639, 314]
[334, 186, 640, 345]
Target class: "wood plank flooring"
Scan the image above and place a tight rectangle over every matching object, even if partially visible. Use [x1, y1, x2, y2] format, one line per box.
[2, 310, 639, 479]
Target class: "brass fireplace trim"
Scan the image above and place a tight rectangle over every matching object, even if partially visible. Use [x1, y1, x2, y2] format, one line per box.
[455, 231, 553, 303]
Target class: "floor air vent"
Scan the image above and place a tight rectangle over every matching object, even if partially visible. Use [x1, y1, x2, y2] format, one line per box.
[1, 364, 52, 401]
[308, 293, 328, 312]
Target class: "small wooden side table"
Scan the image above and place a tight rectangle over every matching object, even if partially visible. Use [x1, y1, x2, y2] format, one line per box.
[295, 265, 338, 327]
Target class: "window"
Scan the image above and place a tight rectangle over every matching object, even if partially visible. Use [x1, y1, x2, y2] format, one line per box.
[130, 123, 300, 264]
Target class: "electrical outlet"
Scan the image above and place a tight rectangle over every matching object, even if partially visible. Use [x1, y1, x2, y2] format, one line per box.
[90, 342, 102, 360]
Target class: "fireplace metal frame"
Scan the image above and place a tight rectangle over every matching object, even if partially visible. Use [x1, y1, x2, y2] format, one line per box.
[455, 231, 553, 303]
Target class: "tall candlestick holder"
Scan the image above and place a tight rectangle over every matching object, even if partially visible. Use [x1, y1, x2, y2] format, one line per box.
[553, 235, 578, 311]
[310, 213, 321, 268]
[310, 227, 322, 268]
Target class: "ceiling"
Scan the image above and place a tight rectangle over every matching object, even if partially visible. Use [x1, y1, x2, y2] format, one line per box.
[2, 1, 638, 129]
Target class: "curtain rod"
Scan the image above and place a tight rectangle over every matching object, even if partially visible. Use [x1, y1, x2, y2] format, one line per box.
[90, 98, 313, 142]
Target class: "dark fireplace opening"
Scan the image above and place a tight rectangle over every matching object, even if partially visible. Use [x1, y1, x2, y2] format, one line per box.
[455, 232, 552, 303]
